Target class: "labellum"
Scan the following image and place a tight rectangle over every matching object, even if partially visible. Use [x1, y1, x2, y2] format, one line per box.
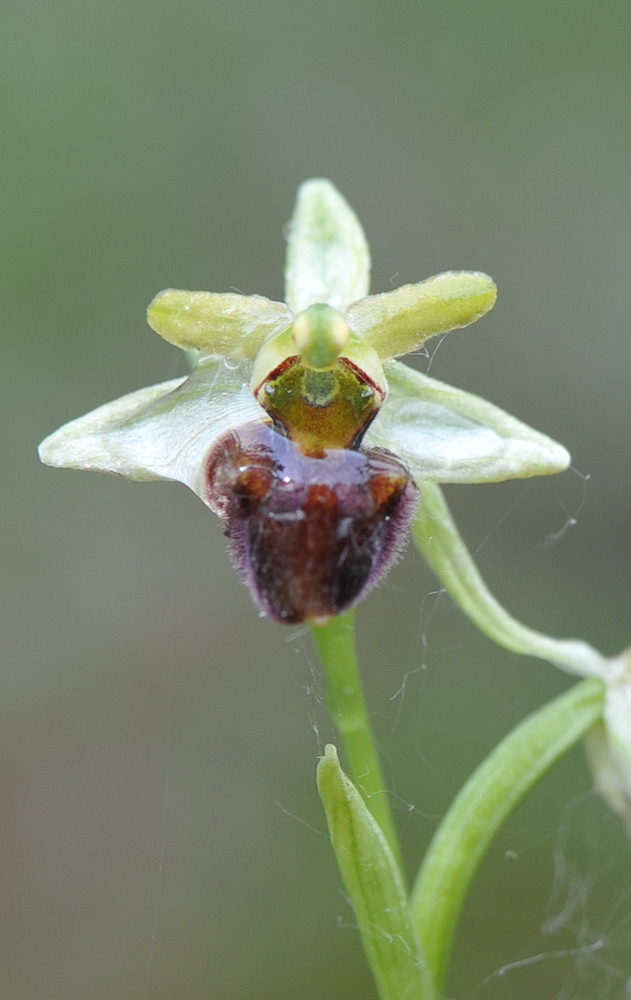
[206, 421, 418, 624]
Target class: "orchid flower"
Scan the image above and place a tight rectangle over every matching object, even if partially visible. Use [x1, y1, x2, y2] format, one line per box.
[38, 179, 569, 624]
[584, 647, 631, 837]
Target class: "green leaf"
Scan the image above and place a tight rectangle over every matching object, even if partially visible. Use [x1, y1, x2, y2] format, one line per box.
[147, 289, 292, 358]
[366, 360, 571, 483]
[346, 271, 497, 360]
[38, 356, 263, 500]
[285, 179, 370, 314]
[409, 678, 605, 995]
[317, 745, 433, 1000]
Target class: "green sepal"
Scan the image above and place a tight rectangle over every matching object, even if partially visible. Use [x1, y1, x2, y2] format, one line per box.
[285, 179, 370, 314]
[585, 647, 631, 836]
[37, 356, 264, 503]
[317, 744, 433, 1000]
[366, 360, 571, 483]
[346, 271, 497, 360]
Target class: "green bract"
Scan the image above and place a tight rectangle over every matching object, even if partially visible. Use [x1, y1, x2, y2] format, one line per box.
[317, 744, 431, 1000]
[38, 178, 569, 495]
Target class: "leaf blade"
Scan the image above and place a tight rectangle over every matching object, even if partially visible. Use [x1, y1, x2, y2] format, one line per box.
[318, 745, 433, 1000]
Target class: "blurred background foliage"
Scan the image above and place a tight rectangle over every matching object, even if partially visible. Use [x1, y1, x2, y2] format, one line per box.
[3, 0, 631, 996]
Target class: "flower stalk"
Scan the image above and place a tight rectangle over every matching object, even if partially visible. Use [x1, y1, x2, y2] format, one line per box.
[310, 612, 403, 873]
[413, 481, 604, 677]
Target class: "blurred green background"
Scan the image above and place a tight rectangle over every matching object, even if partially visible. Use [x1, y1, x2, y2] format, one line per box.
[4, 0, 631, 997]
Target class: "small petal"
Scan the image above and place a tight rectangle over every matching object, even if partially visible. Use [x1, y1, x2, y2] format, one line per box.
[284, 179, 370, 314]
[346, 271, 497, 361]
[147, 289, 292, 357]
[365, 360, 570, 483]
[38, 357, 264, 501]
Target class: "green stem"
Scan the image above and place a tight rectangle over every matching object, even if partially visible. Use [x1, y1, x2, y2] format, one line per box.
[409, 676, 605, 996]
[413, 482, 605, 678]
[311, 610, 404, 874]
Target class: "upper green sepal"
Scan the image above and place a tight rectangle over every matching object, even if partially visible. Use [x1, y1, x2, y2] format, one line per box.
[285, 179, 370, 314]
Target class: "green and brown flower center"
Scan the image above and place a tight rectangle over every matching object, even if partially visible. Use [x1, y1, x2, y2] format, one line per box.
[256, 355, 384, 455]
[252, 303, 386, 455]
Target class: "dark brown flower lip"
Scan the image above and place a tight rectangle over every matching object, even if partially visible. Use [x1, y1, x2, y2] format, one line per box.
[206, 421, 418, 624]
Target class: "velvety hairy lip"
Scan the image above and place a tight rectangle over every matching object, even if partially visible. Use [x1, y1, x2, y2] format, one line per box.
[207, 422, 419, 624]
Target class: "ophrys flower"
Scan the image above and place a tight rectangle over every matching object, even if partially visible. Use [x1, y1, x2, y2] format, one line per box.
[39, 180, 569, 624]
